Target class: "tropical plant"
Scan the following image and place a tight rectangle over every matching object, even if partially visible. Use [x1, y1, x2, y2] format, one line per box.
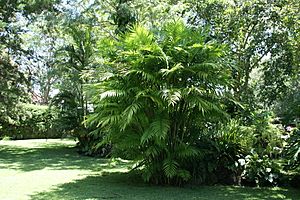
[51, 22, 99, 153]
[274, 78, 300, 125]
[86, 21, 230, 185]
[237, 111, 285, 187]
[242, 152, 282, 187]
[50, 90, 83, 134]
[284, 128, 300, 170]
[189, 120, 248, 185]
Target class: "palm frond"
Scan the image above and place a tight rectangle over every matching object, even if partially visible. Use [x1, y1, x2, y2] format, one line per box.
[176, 143, 200, 159]
[99, 114, 122, 127]
[161, 89, 181, 106]
[100, 90, 126, 100]
[163, 158, 179, 178]
[145, 145, 162, 158]
[160, 63, 184, 77]
[120, 102, 142, 130]
[125, 69, 157, 83]
[177, 169, 191, 181]
[135, 90, 163, 107]
[141, 115, 170, 144]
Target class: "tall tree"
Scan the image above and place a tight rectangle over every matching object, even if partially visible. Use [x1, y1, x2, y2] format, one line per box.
[187, 0, 299, 113]
[0, 0, 60, 132]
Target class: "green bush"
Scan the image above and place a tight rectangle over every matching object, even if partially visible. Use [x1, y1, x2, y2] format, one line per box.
[284, 128, 300, 170]
[242, 152, 282, 186]
[284, 127, 300, 187]
[237, 111, 285, 186]
[75, 128, 112, 157]
[0, 103, 60, 139]
[189, 114, 285, 186]
[188, 121, 246, 185]
[50, 90, 109, 157]
[50, 90, 83, 135]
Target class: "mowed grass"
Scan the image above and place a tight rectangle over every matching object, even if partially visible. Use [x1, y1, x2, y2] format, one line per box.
[0, 139, 299, 200]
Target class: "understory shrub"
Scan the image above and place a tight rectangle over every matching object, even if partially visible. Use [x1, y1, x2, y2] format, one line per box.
[76, 129, 112, 157]
[0, 103, 60, 139]
[284, 128, 300, 170]
[50, 90, 111, 157]
[189, 121, 246, 185]
[284, 127, 300, 187]
[50, 90, 83, 135]
[190, 113, 286, 187]
[242, 152, 282, 186]
[231, 111, 285, 186]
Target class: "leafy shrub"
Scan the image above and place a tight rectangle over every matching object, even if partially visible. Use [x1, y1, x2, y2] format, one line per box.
[248, 111, 284, 157]
[284, 128, 300, 170]
[242, 152, 281, 186]
[274, 79, 300, 125]
[76, 128, 112, 157]
[187, 120, 249, 185]
[50, 90, 111, 157]
[189, 137, 244, 185]
[0, 103, 60, 139]
[50, 90, 83, 135]
[237, 111, 285, 186]
[190, 115, 285, 186]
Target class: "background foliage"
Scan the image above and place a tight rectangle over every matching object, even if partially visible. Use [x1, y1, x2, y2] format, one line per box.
[0, 104, 59, 139]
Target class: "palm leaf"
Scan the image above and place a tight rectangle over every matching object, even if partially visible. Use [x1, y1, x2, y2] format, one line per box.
[163, 158, 179, 178]
[120, 102, 142, 130]
[177, 169, 191, 181]
[176, 143, 200, 159]
[125, 69, 157, 83]
[100, 90, 126, 100]
[161, 89, 181, 106]
[160, 63, 184, 77]
[141, 115, 170, 144]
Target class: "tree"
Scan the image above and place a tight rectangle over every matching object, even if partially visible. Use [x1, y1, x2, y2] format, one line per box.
[0, 56, 27, 131]
[187, 0, 299, 114]
[86, 21, 230, 185]
[0, 0, 60, 133]
[53, 24, 94, 112]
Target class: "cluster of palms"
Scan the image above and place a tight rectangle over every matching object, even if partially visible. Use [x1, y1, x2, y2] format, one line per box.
[86, 21, 231, 185]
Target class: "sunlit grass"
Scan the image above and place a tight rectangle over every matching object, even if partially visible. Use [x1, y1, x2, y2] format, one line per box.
[0, 139, 299, 200]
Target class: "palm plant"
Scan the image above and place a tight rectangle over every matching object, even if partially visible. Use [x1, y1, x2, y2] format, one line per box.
[86, 21, 230, 185]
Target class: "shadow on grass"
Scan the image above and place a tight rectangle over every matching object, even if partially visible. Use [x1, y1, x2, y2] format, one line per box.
[2, 141, 300, 200]
[0, 141, 129, 172]
[29, 172, 300, 200]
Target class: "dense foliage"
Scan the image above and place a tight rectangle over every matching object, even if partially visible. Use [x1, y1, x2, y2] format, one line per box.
[0, 104, 59, 139]
[1, 0, 299, 187]
[86, 21, 231, 185]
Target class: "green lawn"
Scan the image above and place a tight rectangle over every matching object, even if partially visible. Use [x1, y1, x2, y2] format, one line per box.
[0, 139, 299, 200]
